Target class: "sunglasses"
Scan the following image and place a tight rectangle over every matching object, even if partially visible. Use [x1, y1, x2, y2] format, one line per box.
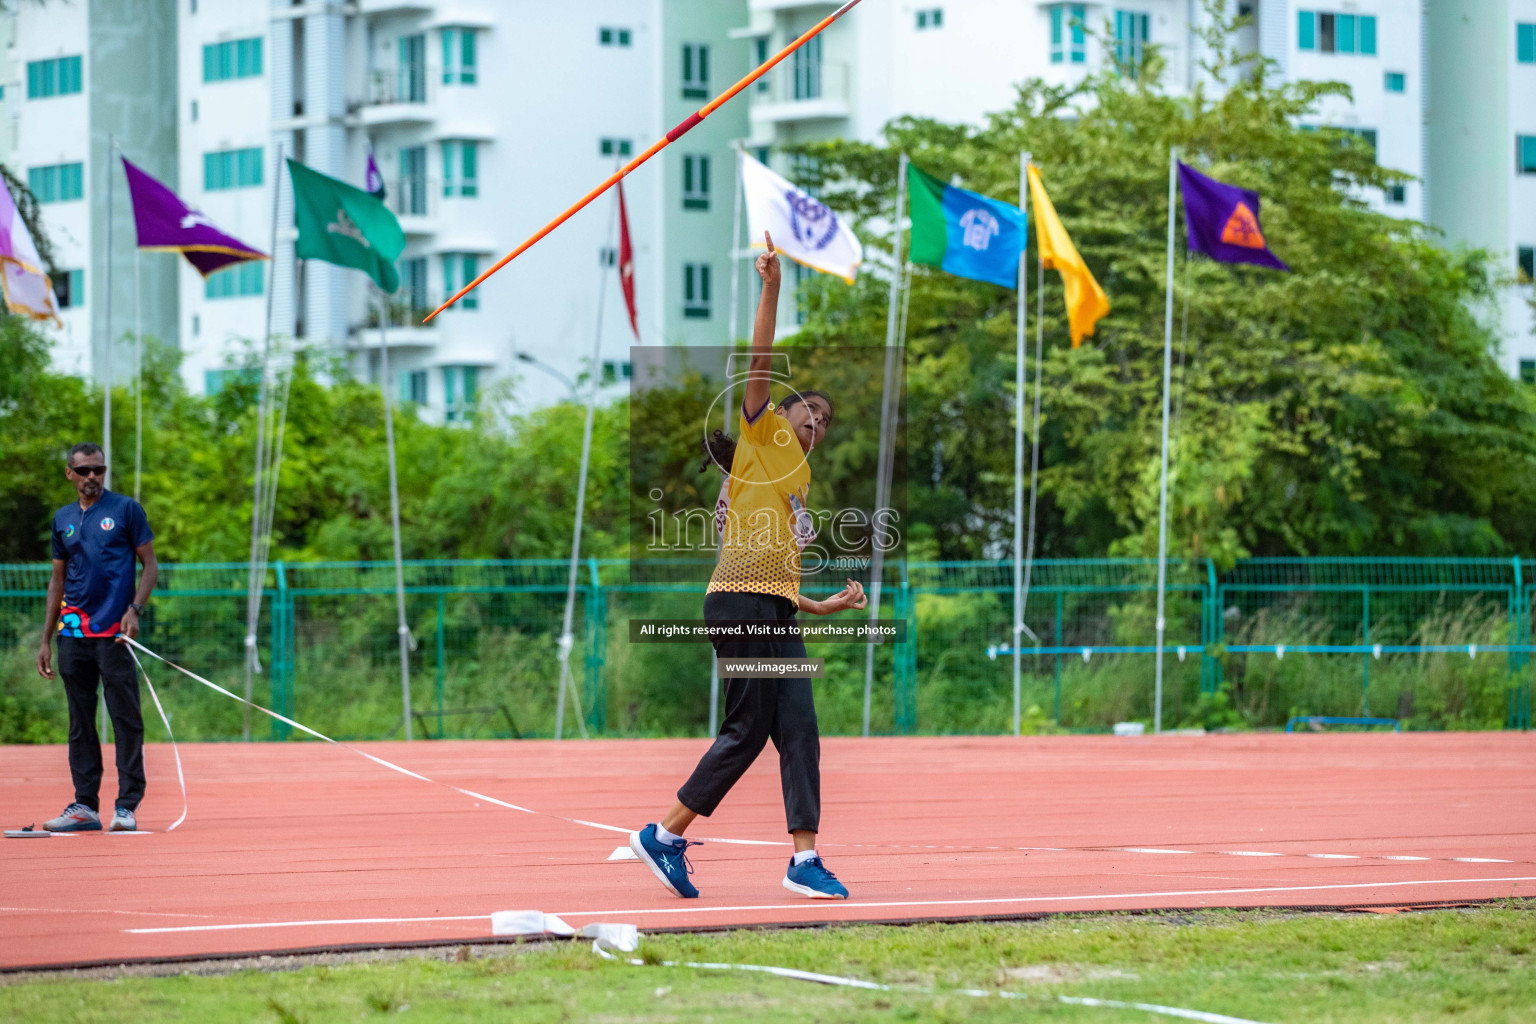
[71, 465, 107, 477]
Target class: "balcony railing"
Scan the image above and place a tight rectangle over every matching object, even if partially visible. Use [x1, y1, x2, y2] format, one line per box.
[750, 60, 851, 121]
[357, 64, 437, 120]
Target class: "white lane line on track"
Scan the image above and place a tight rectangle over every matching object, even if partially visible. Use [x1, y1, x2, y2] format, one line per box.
[1306, 854, 1359, 859]
[124, 876, 1536, 935]
[1219, 851, 1284, 857]
[1452, 858, 1513, 863]
[1121, 848, 1194, 855]
[1383, 856, 1431, 861]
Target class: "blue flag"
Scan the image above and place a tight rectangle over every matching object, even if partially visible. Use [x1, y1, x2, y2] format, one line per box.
[907, 162, 1026, 288]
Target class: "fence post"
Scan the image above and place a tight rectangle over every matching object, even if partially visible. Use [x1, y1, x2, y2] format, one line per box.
[1202, 559, 1218, 695]
[272, 561, 292, 740]
[1361, 586, 1371, 717]
[585, 557, 606, 734]
[435, 592, 446, 738]
[1511, 556, 1526, 730]
[1053, 590, 1063, 726]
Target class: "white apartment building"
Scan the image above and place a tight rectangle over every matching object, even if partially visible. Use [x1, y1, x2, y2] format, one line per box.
[183, 0, 747, 421]
[2, 1, 1530, 395]
[0, 0, 179, 383]
[2, 0, 749, 422]
[1426, 0, 1536, 380]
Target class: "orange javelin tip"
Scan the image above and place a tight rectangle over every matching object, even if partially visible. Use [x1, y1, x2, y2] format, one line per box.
[422, 0, 867, 322]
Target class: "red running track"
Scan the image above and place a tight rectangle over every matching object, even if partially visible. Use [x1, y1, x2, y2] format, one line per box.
[2, 734, 1532, 970]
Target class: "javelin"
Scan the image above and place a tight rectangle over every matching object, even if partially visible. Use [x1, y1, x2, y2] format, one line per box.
[422, 0, 867, 322]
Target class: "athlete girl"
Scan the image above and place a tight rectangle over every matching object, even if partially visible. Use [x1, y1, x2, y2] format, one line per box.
[629, 232, 868, 900]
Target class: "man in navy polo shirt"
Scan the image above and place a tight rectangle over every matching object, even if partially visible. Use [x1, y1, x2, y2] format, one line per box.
[35, 442, 159, 833]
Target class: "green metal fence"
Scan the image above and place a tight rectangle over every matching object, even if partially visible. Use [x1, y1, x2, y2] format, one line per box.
[1, 558, 1529, 741]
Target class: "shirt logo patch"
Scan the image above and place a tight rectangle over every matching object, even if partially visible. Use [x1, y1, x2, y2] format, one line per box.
[63, 523, 76, 538]
[100, 517, 116, 531]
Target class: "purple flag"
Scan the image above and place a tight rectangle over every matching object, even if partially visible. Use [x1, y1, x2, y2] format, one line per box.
[1177, 162, 1288, 271]
[122, 157, 267, 278]
[365, 152, 386, 200]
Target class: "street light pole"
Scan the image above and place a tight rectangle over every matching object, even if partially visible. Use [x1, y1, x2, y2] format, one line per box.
[514, 351, 580, 402]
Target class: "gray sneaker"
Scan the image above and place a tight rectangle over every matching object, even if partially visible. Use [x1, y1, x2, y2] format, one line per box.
[107, 807, 136, 832]
[44, 803, 101, 832]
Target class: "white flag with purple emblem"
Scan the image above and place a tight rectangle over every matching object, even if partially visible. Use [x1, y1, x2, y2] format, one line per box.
[739, 151, 862, 284]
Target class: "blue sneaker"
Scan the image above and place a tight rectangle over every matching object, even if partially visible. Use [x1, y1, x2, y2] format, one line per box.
[629, 824, 700, 899]
[783, 855, 848, 900]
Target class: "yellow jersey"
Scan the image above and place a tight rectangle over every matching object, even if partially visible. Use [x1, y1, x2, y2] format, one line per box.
[707, 399, 816, 601]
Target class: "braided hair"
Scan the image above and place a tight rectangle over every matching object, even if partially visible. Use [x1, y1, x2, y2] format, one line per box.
[698, 389, 834, 475]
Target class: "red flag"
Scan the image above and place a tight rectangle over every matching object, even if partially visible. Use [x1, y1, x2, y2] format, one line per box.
[617, 180, 639, 340]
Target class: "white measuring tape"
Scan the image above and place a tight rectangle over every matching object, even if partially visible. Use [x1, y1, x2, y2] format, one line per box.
[119, 637, 781, 845]
[125, 644, 187, 832]
[590, 937, 1273, 1024]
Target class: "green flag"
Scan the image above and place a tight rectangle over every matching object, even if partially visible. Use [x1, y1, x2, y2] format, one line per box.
[287, 158, 405, 293]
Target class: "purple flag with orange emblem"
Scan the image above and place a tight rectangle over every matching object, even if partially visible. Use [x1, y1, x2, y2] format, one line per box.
[1177, 162, 1288, 271]
[122, 156, 267, 277]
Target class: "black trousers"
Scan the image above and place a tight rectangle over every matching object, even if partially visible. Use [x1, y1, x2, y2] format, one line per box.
[58, 636, 145, 813]
[677, 591, 821, 834]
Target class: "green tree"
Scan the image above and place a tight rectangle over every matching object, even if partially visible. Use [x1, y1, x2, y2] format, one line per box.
[784, 5, 1536, 563]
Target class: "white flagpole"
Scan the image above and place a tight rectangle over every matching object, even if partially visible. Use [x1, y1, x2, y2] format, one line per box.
[375, 292, 413, 740]
[711, 147, 745, 737]
[243, 143, 284, 741]
[100, 137, 116, 743]
[1154, 145, 1178, 735]
[863, 152, 907, 737]
[1012, 152, 1030, 735]
[555, 192, 619, 742]
[133, 249, 142, 502]
[103, 136, 114, 493]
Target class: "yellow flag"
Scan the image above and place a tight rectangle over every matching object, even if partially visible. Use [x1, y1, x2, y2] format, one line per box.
[1027, 164, 1109, 347]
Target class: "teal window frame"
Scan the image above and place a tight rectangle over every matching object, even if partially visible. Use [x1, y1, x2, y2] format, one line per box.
[28, 162, 83, 203]
[202, 38, 262, 83]
[916, 8, 943, 29]
[1522, 360, 1536, 385]
[1520, 136, 1536, 175]
[441, 140, 478, 197]
[1298, 10, 1315, 50]
[401, 369, 428, 405]
[204, 261, 264, 299]
[443, 365, 479, 422]
[26, 56, 82, 98]
[1517, 247, 1534, 282]
[204, 147, 263, 190]
[1049, 5, 1087, 64]
[1360, 15, 1376, 55]
[398, 145, 427, 215]
[1337, 14, 1356, 54]
[1384, 71, 1405, 93]
[398, 34, 427, 103]
[441, 28, 476, 85]
[683, 262, 711, 319]
[682, 44, 709, 99]
[54, 268, 83, 309]
[205, 368, 260, 396]
[682, 154, 710, 211]
[599, 138, 633, 158]
[599, 27, 632, 47]
[1520, 24, 1536, 65]
[442, 254, 480, 310]
[1114, 9, 1149, 74]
